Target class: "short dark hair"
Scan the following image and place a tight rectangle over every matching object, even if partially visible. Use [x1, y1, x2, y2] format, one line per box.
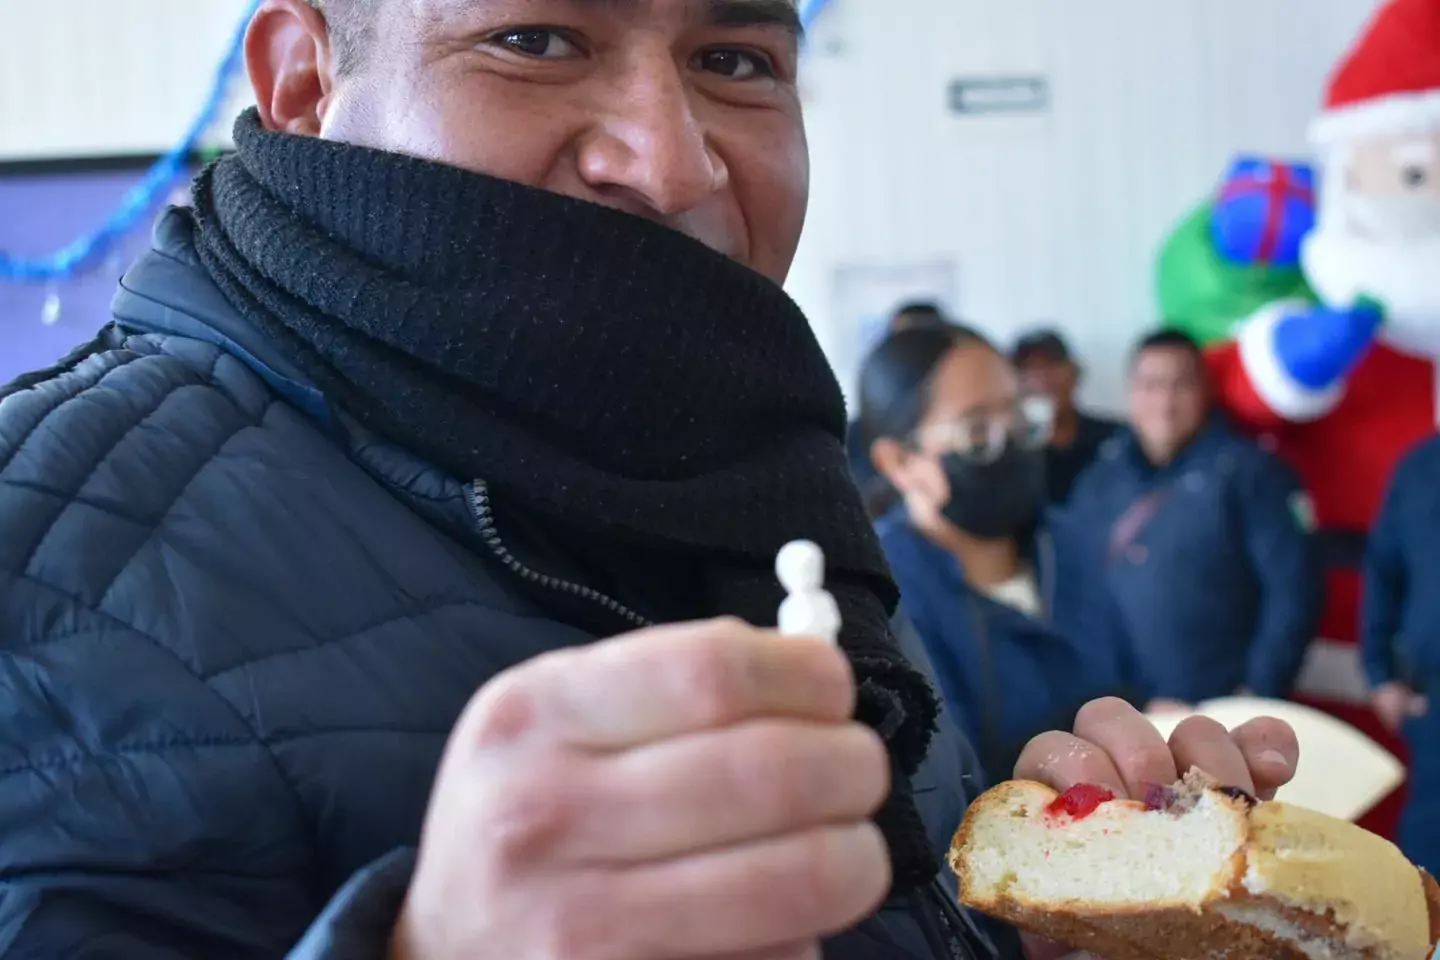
[857, 324, 996, 451]
[307, 0, 375, 72]
[1011, 328, 1073, 367]
[1130, 328, 1204, 369]
[890, 301, 948, 330]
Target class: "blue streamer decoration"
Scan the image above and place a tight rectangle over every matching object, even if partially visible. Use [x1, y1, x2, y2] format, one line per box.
[800, 0, 833, 30]
[0, 0, 260, 283]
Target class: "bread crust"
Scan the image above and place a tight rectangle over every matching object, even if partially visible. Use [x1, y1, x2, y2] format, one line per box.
[1421, 870, 1440, 948]
[949, 780, 1438, 960]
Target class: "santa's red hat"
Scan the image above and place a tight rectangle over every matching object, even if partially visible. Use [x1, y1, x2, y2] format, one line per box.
[1310, 0, 1440, 145]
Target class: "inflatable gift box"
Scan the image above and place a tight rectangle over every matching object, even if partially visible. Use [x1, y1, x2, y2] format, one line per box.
[1210, 157, 1317, 268]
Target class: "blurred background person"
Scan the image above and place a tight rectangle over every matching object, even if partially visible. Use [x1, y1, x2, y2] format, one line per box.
[1011, 328, 1121, 505]
[1069, 329, 1323, 711]
[890, 301, 951, 333]
[849, 300, 956, 507]
[1362, 437, 1440, 873]
[859, 324, 1124, 782]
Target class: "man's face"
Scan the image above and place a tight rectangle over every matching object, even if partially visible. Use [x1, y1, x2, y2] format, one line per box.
[1016, 356, 1077, 416]
[1127, 346, 1207, 462]
[278, 0, 808, 283]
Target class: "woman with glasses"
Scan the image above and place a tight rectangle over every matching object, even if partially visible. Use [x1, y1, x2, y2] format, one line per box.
[858, 325, 1126, 783]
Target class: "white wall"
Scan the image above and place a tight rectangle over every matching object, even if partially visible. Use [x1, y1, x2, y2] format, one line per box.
[0, 0, 1384, 412]
[0, 0, 254, 160]
[791, 0, 1384, 412]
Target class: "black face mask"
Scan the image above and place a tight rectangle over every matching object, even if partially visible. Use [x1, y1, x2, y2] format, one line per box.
[939, 441, 1045, 540]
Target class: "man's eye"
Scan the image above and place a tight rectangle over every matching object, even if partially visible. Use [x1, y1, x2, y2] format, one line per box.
[1402, 165, 1429, 189]
[696, 48, 774, 80]
[492, 28, 578, 59]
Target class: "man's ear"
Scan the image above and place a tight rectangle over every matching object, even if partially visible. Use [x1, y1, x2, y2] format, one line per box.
[246, 0, 338, 135]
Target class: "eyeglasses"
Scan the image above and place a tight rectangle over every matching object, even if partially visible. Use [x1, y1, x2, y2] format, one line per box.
[913, 398, 1051, 464]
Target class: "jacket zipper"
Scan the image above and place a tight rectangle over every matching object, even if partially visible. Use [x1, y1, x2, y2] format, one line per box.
[469, 481, 989, 960]
[466, 479, 653, 630]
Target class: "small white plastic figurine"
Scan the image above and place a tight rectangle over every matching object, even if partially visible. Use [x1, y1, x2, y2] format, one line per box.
[776, 540, 842, 645]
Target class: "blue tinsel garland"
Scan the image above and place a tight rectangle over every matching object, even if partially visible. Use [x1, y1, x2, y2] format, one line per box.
[0, 0, 260, 282]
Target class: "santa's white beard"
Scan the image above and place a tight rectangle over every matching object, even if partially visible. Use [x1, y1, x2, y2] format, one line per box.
[1302, 223, 1440, 357]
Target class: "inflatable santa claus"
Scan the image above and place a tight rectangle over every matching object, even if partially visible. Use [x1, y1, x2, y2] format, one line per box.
[1199, 0, 1440, 839]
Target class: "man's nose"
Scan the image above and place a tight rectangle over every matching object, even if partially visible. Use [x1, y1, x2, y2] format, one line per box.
[576, 64, 730, 217]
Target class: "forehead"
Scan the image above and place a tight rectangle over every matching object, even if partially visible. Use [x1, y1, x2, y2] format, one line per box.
[926, 343, 1017, 417]
[1133, 346, 1198, 378]
[410, 0, 801, 27]
[1016, 352, 1068, 371]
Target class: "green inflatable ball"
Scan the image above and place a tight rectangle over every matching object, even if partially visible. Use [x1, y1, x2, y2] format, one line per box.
[1155, 200, 1316, 346]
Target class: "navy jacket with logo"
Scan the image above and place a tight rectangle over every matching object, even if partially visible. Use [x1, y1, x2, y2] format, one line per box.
[1066, 419, 1323, 703]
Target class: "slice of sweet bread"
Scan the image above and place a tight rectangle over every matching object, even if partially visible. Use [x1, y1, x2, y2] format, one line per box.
[949, 772, 1440, 959]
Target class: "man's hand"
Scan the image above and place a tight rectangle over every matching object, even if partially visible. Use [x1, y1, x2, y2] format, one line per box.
[391, 618, 891, 960]
[1012, 698, 1299, 960]
[1373, 681, 1428, 734]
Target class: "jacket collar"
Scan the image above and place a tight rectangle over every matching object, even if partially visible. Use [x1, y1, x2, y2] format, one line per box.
[108, 208, 662, 634]
[1114, 414, 1233, 479]
[879, 510, 1058, 622]
[113, 208, 328, 422]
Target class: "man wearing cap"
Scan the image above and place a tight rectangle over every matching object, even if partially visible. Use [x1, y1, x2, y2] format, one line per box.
[1010, 328, 1121, 505]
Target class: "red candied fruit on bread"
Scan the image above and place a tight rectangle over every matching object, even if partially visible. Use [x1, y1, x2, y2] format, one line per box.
[1044, 783, 1115, 821]
[1144, 783, 1178, 811]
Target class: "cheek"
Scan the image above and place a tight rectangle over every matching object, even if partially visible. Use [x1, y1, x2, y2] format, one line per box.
[325, 69, 578, 187]
[903, 458, 951, 507]
[712, 109, 809, 282]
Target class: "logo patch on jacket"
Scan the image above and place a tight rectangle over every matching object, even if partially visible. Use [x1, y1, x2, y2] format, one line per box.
[1289, 491, 1317, 532]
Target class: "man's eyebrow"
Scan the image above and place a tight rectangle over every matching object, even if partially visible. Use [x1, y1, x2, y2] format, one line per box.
[551, 0, 804, 38]
[704, 0, 804, 36]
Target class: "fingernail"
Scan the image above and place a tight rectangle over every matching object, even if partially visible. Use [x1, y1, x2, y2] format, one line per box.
[1259, 749, 1289, 768]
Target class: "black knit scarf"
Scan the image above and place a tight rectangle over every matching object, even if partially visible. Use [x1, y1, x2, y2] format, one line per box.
[191, 110, 940, 889]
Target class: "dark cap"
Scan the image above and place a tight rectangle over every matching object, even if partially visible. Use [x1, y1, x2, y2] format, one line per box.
[1011, 329, 1073, 366]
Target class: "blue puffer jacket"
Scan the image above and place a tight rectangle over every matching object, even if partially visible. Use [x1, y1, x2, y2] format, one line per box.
[0, 211, 1014, 960]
